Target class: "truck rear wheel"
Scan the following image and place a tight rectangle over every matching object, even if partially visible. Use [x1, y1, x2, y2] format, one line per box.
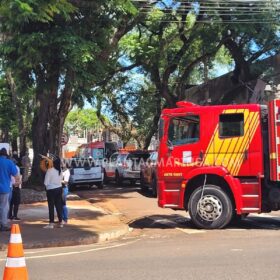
[188, 184, 233, 229]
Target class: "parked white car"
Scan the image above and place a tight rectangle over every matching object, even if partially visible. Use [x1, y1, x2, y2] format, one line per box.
[104, 151, 151, 185]
[68, 158, 104, 189]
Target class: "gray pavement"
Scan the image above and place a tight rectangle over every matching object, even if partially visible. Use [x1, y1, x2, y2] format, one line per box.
[0, 198, 129, 250]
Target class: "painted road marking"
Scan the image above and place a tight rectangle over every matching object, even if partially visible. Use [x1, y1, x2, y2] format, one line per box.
[231, 249, 243, 252]
[0, 239, 139, 262]
[176, 228, 206, 234]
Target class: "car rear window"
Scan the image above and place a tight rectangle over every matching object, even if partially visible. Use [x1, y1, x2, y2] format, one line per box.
[127, 153, 150, 161]
[70, 158, 95, 168]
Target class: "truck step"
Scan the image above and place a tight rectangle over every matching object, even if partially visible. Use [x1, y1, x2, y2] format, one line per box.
[240, 180, 261, 210]
[240, 180, 260, 195]
[241, 207, 260, 213]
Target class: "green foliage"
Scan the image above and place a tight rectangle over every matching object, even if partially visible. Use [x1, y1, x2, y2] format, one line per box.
[64, 108, 105, 136]
[0, 76, 18, 140]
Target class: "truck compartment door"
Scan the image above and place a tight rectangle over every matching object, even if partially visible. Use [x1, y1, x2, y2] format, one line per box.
[268, 99, 280, 181]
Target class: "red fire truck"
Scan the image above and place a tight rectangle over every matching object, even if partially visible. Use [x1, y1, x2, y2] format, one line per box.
[157, 99, 280, 229]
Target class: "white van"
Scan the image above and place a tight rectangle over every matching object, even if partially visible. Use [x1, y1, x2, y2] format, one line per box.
[68, 158, 104, 190]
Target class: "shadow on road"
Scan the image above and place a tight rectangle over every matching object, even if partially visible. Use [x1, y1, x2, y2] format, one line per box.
[73, 182, 140, 205]
[129, 214, 280, 231]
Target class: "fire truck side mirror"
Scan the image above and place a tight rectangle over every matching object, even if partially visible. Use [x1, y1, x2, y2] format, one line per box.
[167, 140, 174, 151]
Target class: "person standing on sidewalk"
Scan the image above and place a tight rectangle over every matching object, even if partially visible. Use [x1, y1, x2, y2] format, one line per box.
[0, 148, 19, 231]
[44, 157, 63, 229]
[62, 163, 70, 223]
[9, 164, 22, 221]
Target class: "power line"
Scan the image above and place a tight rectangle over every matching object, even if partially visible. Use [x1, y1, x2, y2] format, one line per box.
[131, 0, 280, 9]
[141, 19, 279, 23]
[139, 7, 280, 14]
[132, 0, 280, 22]
[131, 0, 280, 3]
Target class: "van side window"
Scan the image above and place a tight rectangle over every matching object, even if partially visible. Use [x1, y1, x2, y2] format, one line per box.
[219, 113, 244, 137]
[168, 115, 199, 146]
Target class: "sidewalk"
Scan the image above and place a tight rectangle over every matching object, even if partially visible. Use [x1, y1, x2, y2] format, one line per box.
[0, 199, 129, 250]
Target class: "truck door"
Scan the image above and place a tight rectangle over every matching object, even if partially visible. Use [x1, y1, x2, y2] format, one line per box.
[211, 109, 260, 176]
[159, 113, 201, 207]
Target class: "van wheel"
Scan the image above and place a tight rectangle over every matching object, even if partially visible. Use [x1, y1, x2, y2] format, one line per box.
[130, 179, 136, 185]
[96, 182, 104, 189]
[103, 171, 109, 184]
[140, 173, 148, 191]
[151, 176, 157, 198]
[115, 171, 123, 185]
[188, 184, 233, 229]
[69, 184, 76, 191]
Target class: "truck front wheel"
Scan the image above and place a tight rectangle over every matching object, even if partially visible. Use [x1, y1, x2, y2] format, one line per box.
[188, 185, 233, 229]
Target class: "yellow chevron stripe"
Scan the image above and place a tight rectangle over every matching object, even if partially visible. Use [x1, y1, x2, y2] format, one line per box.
[227, 109, 249, 174]
[232, 111, 259, 175]
[214, 109, 238, 166]
[203, 125, 218, 165]
[203, 109, 259, 175]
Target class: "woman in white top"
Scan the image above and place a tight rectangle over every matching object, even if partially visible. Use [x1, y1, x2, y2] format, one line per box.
[44, 157, 63, 229]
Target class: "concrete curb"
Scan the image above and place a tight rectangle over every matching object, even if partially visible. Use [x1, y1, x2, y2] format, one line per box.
[0, 224, 130, 250]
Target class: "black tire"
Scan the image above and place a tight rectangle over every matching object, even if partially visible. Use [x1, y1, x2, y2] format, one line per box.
[130, 179, 136, 185]
[188, 184, 233, 229]
[69, 184, 76, 191]
[115, 171, 123, 185]
[151, 176, 157, 198]
[103, 171, 109, 184]
[96, 181, 104, 189]
[140, 173, 148, 191]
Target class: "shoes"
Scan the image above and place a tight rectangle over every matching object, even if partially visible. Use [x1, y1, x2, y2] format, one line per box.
[58, 222, 63, 228]
[13, 217, 21, 221]
[44, 223, 54, 229]
[62, 220, 68, 224]
[1, 225, 11, 231]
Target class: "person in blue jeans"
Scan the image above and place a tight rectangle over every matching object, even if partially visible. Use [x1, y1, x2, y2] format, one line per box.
[0, 148, 19, 231]
[62, 164, 70, 223]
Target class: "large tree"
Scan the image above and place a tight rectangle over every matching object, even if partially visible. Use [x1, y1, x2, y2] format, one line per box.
[95, 0, 280, 148]
[0, 0, 139, 183]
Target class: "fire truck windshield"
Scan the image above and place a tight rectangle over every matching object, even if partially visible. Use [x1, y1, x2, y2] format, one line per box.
[168, 115, 199, 146]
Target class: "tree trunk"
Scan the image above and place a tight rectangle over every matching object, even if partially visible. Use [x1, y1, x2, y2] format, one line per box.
[11, 138, 18, 153]
[5, 70, 27, 155]
[30, 86, 52, 186]
[48, 70, 74, 157]
[144, 94, 162, 149]
[224, 38, 252, 82]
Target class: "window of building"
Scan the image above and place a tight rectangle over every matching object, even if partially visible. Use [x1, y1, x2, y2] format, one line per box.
[168, 115, 199, 146]
[219, 113, 244, 137]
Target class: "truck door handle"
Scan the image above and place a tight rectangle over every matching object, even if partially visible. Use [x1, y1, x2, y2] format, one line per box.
[244, 150, 248, 160]
[199, 150, 204, 160]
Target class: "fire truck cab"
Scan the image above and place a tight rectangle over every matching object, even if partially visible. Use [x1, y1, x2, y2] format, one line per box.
[157, 99, 280, 229]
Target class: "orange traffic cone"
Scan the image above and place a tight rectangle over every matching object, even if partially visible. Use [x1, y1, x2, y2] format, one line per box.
[3, 224, 28, 280]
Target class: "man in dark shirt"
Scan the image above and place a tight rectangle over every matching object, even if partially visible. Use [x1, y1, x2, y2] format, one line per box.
[0, 148, 18, 231]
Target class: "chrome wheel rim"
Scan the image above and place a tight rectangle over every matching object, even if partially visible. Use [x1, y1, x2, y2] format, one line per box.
[197, 195, 222, 221]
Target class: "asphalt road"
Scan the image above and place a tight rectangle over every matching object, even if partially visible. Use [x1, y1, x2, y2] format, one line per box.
[1, 182, 280, 279]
